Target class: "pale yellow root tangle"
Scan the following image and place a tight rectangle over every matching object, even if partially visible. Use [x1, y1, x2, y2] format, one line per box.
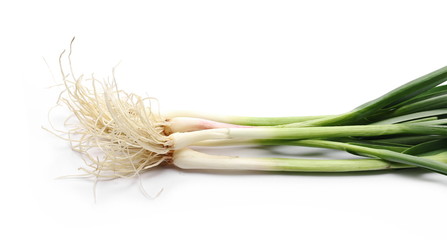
[56, 50, 172, 179]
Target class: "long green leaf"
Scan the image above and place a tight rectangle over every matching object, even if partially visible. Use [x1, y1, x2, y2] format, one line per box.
[371, 109, 447, 125]
[282, 66, 447, 127]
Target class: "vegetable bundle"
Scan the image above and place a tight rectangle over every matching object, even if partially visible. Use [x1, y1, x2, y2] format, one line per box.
[53, 51, 447, 180]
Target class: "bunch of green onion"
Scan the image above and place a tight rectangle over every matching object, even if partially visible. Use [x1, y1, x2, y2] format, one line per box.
[54, 50, 447, 180]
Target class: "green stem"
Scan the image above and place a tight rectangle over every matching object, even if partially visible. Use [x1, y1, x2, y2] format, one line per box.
[231, 124, 447, 139]
[268, 158, 409, 172]
[344, 135, 447, 147]
[219, 115, 330, 126]
[257, 139, 447, 175]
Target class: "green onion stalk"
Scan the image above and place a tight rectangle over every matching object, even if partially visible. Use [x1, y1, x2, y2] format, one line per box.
[52, 48, 447, 180]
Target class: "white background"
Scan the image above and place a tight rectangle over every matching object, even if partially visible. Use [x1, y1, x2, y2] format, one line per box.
[3, 0, 447, 239]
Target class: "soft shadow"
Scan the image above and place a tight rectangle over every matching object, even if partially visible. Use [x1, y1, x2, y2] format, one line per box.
[175, 167, 397, 178]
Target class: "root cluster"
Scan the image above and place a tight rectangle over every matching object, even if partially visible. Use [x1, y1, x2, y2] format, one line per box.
[55, 53, 171, 179]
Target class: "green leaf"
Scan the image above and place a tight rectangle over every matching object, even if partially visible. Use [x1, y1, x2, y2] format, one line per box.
[283, 66, 447, 127]
[392, 94, 447, 116]
[403, 139, 447, 155]
[371, 109, 447, 125]
[391, 85, 447, 109]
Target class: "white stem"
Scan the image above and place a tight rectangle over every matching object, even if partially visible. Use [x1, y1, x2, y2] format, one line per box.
[170, 129, 230, 149]
[167, 117, 206, 132]
[167, 117, 251, 133]
[193, 139, 257, 146]
[173, 148, 276, 171]
[170, 128, 277, 149]
[165, 111, 234, 123]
